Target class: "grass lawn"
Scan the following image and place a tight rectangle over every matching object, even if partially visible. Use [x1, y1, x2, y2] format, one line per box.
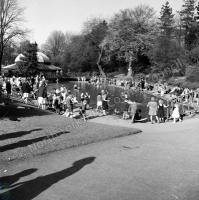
[0, 100, 141, 162]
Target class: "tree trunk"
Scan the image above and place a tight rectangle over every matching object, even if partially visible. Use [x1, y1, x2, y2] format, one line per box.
[127, 57, 133, 77]
[97, 47, 106, 77]
[0, 49, 3, 74]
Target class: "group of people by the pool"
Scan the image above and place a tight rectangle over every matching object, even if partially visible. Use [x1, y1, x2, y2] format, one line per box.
[41, 83, 183, 124]
[1, 75, 184, 123]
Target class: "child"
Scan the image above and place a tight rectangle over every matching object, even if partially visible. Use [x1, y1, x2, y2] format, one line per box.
[172, 103, 182, 123]
[123, 99, 129, 120]
[96, 93, 102, 111]
[79, 100, 87, 121]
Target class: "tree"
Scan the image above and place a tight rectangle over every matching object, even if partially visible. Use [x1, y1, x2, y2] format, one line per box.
[180, 0, 197, 47]
[83, 18, 108, 76]
[0, 0, 28, 73]
[41, 30, 66, 61]
[105, 5, 157, 75]
[150, 2, 185, 77]
[158, 1, 175, 36]
[17, 41, 38, 76]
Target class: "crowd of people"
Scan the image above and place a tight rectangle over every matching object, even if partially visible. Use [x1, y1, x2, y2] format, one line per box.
[1, 73, 199, 124]
[1, 75, 46, 103]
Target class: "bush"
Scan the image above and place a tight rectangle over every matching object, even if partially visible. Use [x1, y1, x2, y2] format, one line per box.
[134, 73, 145, 81]
[167, 77, 199, 89]
[186, 65, 199, 82]
[167, 77, 184, 87]
[107, 71, 124, 78]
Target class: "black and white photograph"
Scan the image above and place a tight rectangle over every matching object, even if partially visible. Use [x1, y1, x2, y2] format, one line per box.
[1, 0, 199, 199]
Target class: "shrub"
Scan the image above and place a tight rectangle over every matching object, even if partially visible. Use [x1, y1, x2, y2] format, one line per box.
[186, 65, 199, 82]
[107, 71, 123, 78]
[167, 77, 199, 89]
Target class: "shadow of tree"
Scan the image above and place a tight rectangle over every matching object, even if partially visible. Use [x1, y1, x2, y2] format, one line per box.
[2, 157, 96, 200]
[0, 131, 69, 152]
[0, 129, 42, 141]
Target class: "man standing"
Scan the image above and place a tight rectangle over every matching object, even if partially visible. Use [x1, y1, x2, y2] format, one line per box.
[22, 78, 32, 104]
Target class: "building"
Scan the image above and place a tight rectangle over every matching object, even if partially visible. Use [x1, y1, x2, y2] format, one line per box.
[2, 51, 62, 78]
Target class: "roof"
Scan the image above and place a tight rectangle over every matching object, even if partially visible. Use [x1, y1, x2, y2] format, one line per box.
[2, 63, 61, 71]
[15, 51, 51, 64]
[37, 63, 61, 71]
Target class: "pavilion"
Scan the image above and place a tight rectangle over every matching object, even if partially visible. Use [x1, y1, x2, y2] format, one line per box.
[2, 51, 62, 78]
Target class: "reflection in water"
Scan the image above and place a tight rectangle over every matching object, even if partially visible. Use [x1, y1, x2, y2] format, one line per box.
[48, 82, 162, 117]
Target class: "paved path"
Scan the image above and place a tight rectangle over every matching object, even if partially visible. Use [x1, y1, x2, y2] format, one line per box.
[1, 117, 199, 200]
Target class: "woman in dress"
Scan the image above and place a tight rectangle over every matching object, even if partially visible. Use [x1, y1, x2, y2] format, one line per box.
[157, 99, 168, 123]
[147, 97, 159, 124]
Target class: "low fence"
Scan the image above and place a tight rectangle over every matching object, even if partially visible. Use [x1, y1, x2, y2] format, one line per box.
[165, 90, 199, 120]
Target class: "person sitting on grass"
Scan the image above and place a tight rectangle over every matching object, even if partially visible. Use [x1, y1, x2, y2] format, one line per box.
[79, 100, 87, 121]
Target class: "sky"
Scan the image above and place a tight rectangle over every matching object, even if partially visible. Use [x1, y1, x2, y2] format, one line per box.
[18, 0, 186, 46]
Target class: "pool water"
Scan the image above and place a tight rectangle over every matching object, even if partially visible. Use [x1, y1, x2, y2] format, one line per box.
[47, 82, 163, 118]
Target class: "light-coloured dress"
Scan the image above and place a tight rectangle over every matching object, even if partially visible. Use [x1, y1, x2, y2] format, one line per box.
[147, 101, 158, 116]
[172, 106, 180, 118]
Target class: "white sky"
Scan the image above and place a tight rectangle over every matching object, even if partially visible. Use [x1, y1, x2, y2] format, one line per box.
[18, 0, 187, 46]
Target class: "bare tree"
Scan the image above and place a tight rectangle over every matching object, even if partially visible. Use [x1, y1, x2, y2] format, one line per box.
[41, 30, 66, 59]
[0, 0, 28, 73]
[83, 17, 108, 77]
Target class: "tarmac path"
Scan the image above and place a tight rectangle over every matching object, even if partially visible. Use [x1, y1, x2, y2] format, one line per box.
[1, 117, 199, 200]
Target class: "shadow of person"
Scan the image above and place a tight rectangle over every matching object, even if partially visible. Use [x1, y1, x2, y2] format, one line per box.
[5, 157, 96, 200]
[0, 131, 68, 152]
[0, 168, 38, 187]
[0, 129, 42, 140]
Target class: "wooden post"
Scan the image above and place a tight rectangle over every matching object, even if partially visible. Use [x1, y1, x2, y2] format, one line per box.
[197, 91, 199, 107]
[166, 100, 170, 121]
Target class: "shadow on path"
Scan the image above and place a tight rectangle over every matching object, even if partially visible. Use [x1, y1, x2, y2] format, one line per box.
[3, 157, 96, 200]
[0, 169, 37, 187]
[0, 129, 42, 141]
[0, 131, 68, 152]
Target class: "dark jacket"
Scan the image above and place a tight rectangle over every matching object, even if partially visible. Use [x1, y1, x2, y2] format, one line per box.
[38, 86, 47, 98]
[22, 82, 32, 93]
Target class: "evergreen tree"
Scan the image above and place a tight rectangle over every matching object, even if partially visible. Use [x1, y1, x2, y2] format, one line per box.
[180, 0, 197, 47]
[159, 1, 175, 36]
[17, 41, 38, 76]
[150, 1, 185, 76]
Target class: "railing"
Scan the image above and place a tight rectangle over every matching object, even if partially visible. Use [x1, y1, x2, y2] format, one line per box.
[165, 90, 199, 120]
